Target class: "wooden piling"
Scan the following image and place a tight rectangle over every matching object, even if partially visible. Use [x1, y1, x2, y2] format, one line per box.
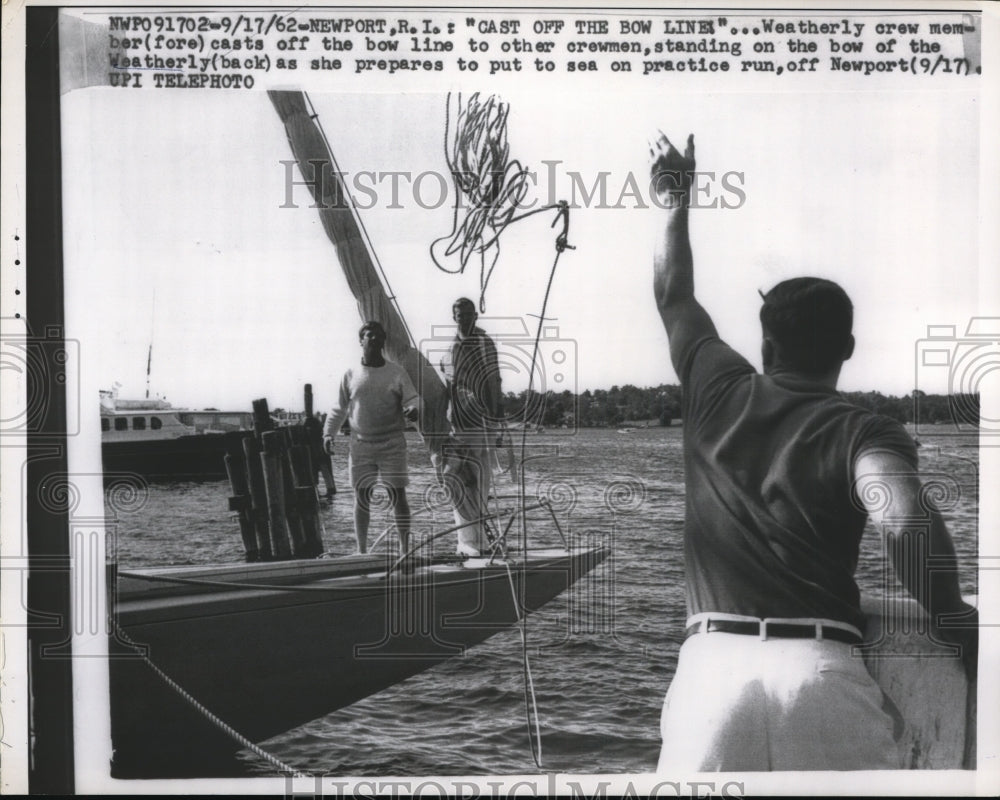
[304, 383, 314, 417]
[224, 431, 258, 562]
[288, 441, 324, 557]
[291, 418, 324, 556]
[275, 427, 309, 558]
[242, 434, 273, 560]
[260, 430, 293, 560]
[252, 397, 273, 439]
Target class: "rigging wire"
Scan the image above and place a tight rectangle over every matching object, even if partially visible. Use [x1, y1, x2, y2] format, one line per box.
[514, 202, 573, 771]
[291, 90, 574, 770]
[431, 91, 575, 770]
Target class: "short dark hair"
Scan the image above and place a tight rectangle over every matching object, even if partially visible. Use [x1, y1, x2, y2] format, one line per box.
[759, 278, 853, 374]
[358, 320, 386, 340]
[453, 297, 476, 314]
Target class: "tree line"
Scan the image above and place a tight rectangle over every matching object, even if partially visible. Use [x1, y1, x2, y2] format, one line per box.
[500, 385, 980, 429]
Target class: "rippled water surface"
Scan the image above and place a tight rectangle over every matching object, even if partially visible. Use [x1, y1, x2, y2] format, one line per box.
[108, 426, 979, 776]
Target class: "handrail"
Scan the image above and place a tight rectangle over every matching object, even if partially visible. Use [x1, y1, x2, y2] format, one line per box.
[363, 502, 452, 555]
[386, 500, 553, 576]
[120, 499, 564, 590]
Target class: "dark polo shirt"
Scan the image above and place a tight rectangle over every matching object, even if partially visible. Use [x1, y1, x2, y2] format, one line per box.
[679, 337, 918, 631]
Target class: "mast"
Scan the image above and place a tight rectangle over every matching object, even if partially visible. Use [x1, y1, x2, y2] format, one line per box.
[267, 91, 449, 458]
[144, 343, 152, 400]
[145, 288, 156, 400]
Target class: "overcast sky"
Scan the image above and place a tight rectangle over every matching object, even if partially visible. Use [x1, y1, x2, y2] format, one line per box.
[62, 81, 980, 413]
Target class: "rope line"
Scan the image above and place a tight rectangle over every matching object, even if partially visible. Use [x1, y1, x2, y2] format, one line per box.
[110, 615, 310, 777]
[515, 211, 571, 771]
[502, 559, 543, 767]
[298, 90, 574, 772]
[429, 91, 574, 770]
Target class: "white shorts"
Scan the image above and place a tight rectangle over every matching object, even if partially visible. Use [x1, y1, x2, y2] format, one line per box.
[658, 628, 901, 771]
[348, 434, 408, 490]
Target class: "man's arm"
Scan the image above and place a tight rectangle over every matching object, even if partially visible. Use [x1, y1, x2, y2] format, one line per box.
[650, 132, 719, 376]
[483, 334, 503, 423]
[322, 373, 352, 453]
[854, 450, 977, 674]
[399, 369, 421, 424]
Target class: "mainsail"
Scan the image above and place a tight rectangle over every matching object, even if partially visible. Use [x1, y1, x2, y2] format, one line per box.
[268, 90, 449, 459]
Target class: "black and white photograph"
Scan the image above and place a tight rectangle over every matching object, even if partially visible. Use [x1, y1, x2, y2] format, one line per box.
[1, 1, 998, 795]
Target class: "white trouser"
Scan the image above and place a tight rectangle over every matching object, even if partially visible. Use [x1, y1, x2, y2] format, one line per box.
[452, 431, 493, 555]
[434, 430, 494, 555]
[658, 627, 901, 771]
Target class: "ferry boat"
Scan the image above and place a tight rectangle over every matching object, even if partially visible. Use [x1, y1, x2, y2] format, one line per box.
[100, 388, 253, 480]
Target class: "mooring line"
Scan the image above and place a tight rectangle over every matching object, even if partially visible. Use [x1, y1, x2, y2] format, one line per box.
[111, 616, 310, 777]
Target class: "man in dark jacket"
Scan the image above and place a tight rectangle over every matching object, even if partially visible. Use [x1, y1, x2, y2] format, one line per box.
[439, 297, 503, 556]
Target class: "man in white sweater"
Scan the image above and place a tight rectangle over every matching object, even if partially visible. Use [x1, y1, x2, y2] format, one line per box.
[323, 321, 420, 555]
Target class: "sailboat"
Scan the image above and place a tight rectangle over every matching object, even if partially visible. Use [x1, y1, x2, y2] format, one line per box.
[108, 91, 608, 778]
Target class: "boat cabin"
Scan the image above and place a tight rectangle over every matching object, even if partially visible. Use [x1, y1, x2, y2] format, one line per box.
[99, 389, 252, 442]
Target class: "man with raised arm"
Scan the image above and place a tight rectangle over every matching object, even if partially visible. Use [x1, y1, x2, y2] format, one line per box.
[650, 131, 977, 771]
[323, 321, 420, 556]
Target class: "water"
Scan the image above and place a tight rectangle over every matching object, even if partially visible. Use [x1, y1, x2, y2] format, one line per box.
[107, 427, 979, 776]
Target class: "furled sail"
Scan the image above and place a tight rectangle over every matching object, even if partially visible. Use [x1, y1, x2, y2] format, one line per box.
[268, 90, 449, 458]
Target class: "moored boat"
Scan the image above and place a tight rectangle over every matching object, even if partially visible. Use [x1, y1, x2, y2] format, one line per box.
[109, 541, 609, 777]
[100, 389, 253, 480]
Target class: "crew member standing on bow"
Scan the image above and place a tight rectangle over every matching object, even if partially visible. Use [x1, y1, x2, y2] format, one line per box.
[439, 297, 503, 557]
[650, 131, 977, 771]
[323, 321, 420, 556]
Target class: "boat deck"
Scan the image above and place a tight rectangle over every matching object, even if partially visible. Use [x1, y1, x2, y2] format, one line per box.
[109, 544, 610, 777]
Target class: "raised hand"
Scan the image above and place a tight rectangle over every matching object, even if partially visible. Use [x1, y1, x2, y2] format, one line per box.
[649, 130, 696, 208]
